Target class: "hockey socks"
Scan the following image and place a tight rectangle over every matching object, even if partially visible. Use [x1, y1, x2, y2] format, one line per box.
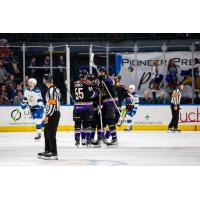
[110, 131, 117, 140]
[97, 131, 103, 140]
[104, 130, 110, 139]
[75, 132, 81, 140]
[91, 131, 95, 139]
[81, 132, 86, 139]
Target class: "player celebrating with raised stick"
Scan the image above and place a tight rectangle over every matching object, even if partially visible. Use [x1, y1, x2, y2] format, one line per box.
[21, 78, 44, 140]
[98, 67, 119, 145]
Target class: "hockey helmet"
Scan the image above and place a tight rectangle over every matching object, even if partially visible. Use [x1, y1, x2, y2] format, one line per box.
[98, 66, 106, 73]
[28, 78, 37, 86]
[128, 84, 135, 93]
[43, 74, 53, 82]
[79, 70, 88, 79]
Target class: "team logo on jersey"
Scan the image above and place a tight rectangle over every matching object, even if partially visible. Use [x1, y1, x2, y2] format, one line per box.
[11, 108, 22, 122]
[28, 95, 34, 103]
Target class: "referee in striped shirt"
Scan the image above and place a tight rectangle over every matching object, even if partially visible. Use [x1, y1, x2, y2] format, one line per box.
[168, 83, 184, 132]
[38, 74, 61, 160]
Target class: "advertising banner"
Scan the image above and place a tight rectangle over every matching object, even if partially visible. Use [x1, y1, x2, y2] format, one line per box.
[0, 105, 199, 128]
[117, 51, 200, 97]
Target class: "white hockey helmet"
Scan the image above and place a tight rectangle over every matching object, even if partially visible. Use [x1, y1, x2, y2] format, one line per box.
[128, 84, 135, 93]
[28, 78, 37, 87]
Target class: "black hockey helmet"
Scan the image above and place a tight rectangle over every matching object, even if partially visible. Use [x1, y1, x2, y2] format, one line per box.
[113, 74, 121, 81]
[79, 70, 88, 79]
[43, 74, 53, 82]
[98, 66, 106, 73]
[88, 73, 96, 81]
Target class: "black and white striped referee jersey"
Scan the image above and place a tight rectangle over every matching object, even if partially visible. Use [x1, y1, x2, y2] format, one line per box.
[45, 86, 61, 117]
[171, 88, 182, 106]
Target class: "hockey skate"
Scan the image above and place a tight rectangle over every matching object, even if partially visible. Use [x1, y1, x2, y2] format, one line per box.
[174, 129, 181, 133]
[86, 137, 92, 148]
[81, 139, 87, 146]
[37, 151, 49, 159]
[91, 138, 96, 144]
[44, 152, 58, 160]
[75, 138, 80, 148]
[101, 135, 109, 145]
[91, 138, 101, 147]
[167, 129, 174, 133]
[107, 138, 118, 146]
[34, 133, 41, 140]
[124, 126, 132, 131]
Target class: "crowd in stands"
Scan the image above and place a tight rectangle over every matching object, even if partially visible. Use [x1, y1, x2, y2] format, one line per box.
[0, 39, 23, 105]
[0, 39, 199, 106]
[0, 40, 67, 105]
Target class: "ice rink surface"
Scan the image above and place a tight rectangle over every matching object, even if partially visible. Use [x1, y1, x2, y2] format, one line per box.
[1, 131, 200, 166]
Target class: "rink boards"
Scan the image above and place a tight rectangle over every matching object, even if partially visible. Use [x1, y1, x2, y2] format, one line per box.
[0, 105, 199, 132]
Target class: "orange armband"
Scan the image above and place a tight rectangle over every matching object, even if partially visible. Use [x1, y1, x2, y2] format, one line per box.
[48, 99, 57, 105]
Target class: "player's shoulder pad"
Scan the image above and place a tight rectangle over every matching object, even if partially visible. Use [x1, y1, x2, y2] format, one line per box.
[133, 92, 138, 96]
[119, 84, 128, 90]
[33, 87, 41, 93]
[74, 80, 79, 84]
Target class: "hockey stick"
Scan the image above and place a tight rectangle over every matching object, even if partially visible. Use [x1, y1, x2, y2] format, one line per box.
[101, 81, 121, 115]
[98, 90, 104, 134]
[90, 53, 121, 115]
[117, 107, 127, 127]
[64, 80, 74, 102]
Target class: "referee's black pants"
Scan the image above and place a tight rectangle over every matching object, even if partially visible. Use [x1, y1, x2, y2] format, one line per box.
[44, 111, 60, 154]
[168, 105, 180, 130]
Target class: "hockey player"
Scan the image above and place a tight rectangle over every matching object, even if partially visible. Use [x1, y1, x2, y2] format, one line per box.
[73, 70, 95, 147]
[113, 74, 129, 125]
[103, 74, 129, 140]
[98, 67, 118, 145]
[88, 74, 103, 146]
[21, 78, 44, 140]
[123, 84, 139, 131]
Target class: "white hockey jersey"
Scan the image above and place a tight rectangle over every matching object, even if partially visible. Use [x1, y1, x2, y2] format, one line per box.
[21, 87, 44, 109]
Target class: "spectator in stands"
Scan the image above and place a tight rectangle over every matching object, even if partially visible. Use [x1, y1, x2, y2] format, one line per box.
[7, 83, 22, 101]
[11, 58, 20, 75]
[5, 74, 16, 87]
[29, 56, 38, 76]
[1, 84, 8, 95]
[150, 60, 163, 103]
[0, 60, 8, 84]
[42, 55, 50, 74]
[0, 93, 11, 105]
[57, 55, 65, 71]
[13, 91, 24, 105]
[140, 90, 152, 104]
[7, 83, 17, 103]
[43, 55, 50, 67]
[156, 91, 171, 104]
[30, 56, 37, 67]
[16, 83, 23, 92]
[166, 59, 180, 95]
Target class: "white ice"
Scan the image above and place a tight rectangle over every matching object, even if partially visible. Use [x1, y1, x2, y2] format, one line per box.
[0, 131, 200, 166]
